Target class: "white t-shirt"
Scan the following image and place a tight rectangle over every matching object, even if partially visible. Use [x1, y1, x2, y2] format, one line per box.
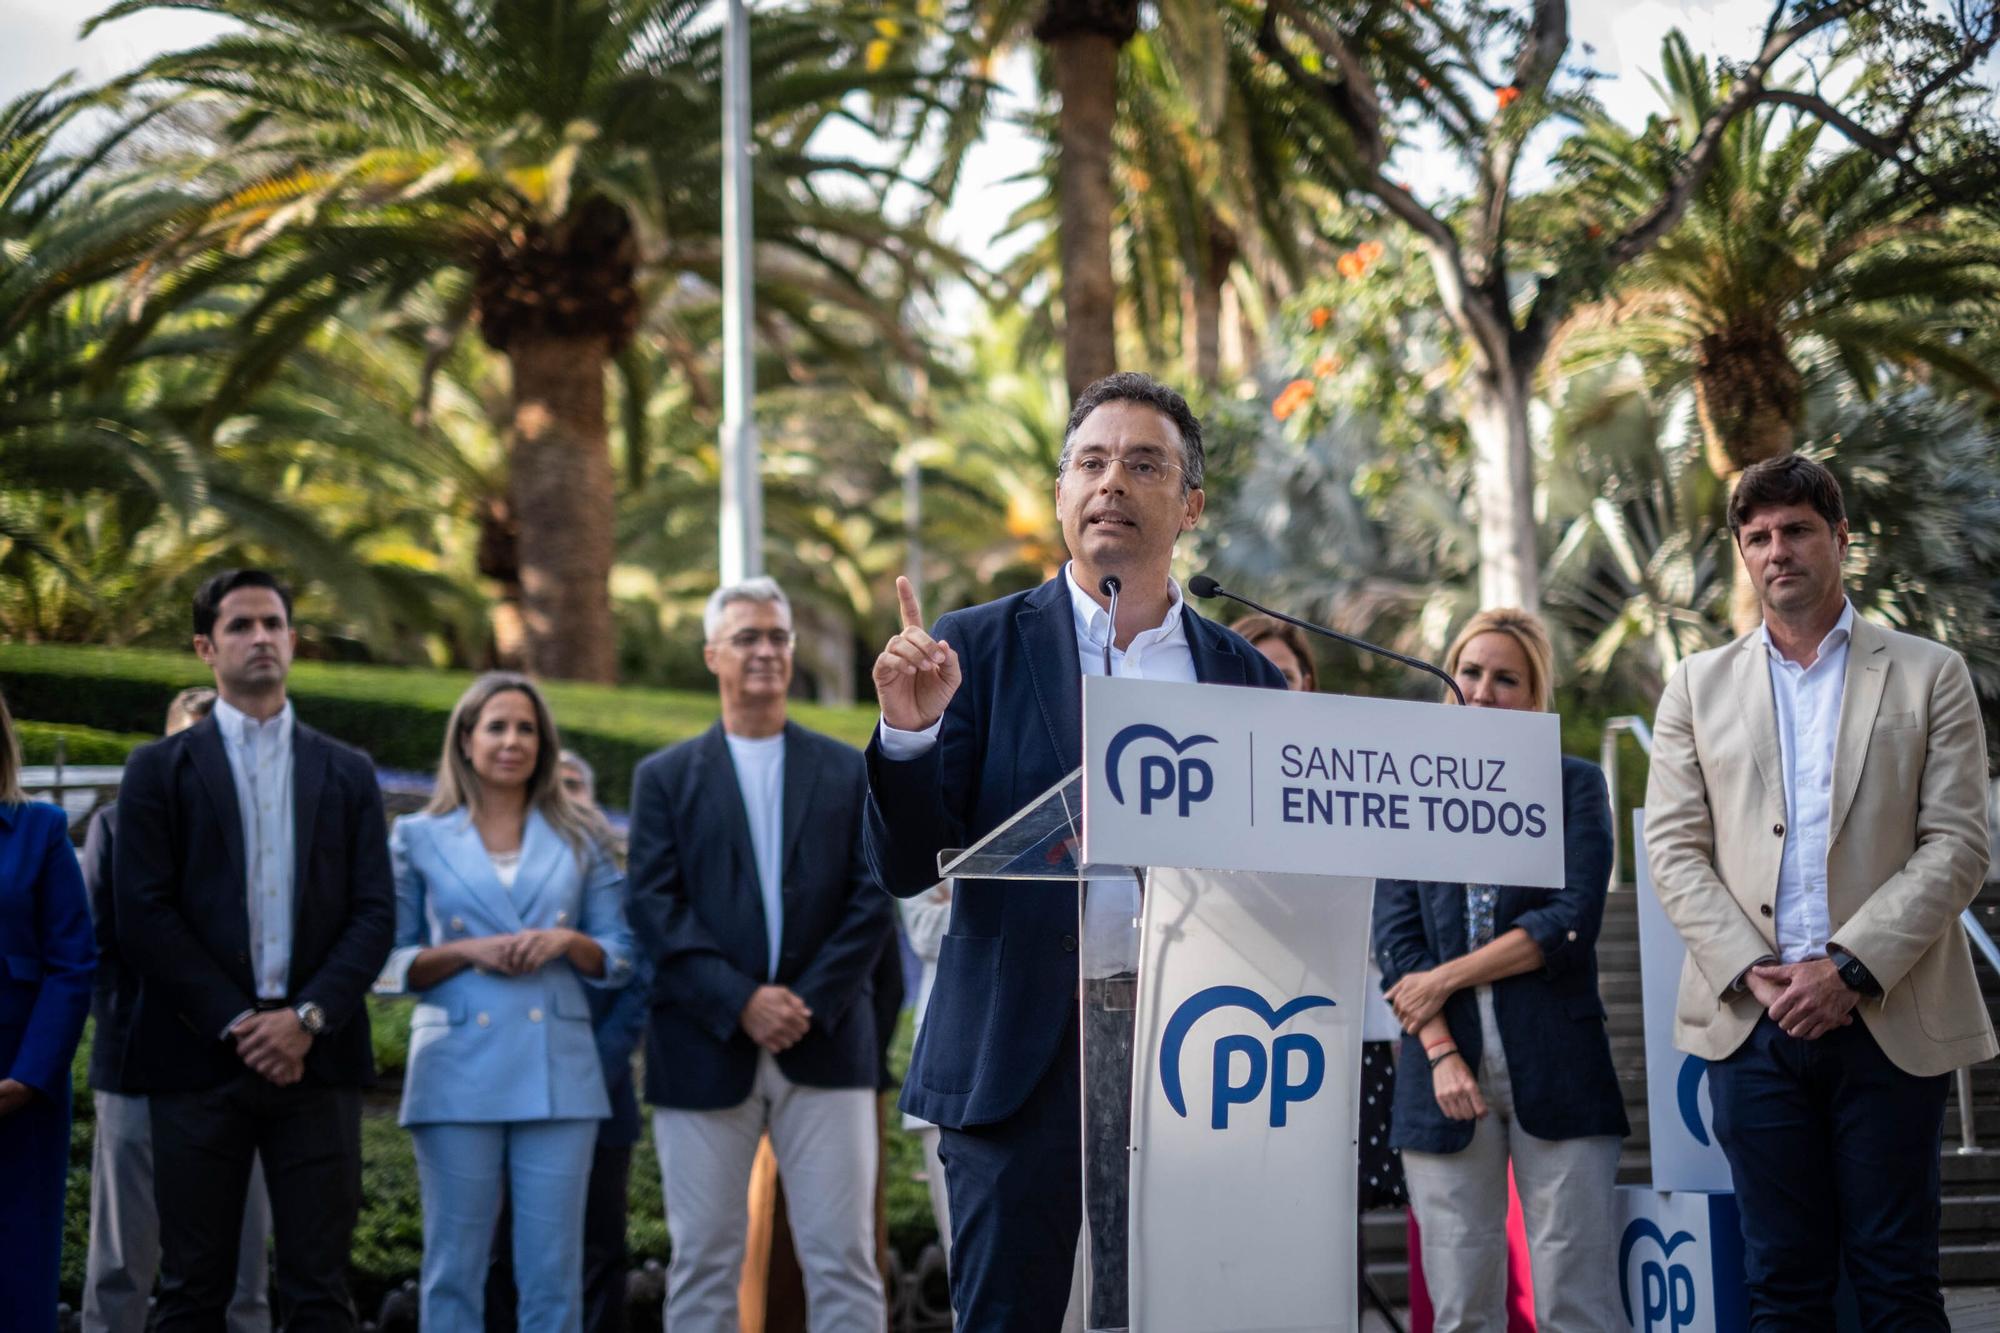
[727, 732, 787, 978]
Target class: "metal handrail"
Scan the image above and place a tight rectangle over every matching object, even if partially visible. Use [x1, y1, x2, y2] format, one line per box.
[1599, 714, 1653, 885]
[1598, 712, 1998, 1152]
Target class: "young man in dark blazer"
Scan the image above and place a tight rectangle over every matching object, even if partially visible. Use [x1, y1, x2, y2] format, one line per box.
[628, 577, 895, 1333]
[865, 372, 1288, 1331]
[113, 570, 394, 1332]
[80, 686, 276, 1333]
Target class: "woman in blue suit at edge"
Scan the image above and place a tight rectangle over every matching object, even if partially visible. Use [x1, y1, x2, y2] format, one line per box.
[1372, 609, 1626, 1333]
[376, 672, 633, 1332]
[0, 687, 96, 1333]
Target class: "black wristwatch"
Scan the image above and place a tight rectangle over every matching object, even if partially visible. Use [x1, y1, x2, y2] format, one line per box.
[294, 1001, 327, 1036]
[1829, 948, 1881, 996]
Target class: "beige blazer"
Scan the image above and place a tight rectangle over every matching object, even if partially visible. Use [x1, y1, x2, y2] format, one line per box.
[1644, 614, 1995, 1077]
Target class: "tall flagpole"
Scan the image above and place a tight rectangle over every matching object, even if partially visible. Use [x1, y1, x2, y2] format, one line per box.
[719, 0, 763, 583]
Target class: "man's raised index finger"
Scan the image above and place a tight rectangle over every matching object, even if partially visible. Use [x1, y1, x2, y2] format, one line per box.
[896, 575, 925, 632]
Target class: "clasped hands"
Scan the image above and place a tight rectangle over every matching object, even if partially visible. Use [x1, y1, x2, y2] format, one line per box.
[741, 985, 813, 1054]
[456, 927, 583, 977]
[230, 1008, 312, 1086]
[1747, 957, 1857, 1040]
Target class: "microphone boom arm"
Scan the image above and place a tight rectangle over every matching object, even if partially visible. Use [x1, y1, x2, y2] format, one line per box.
[1188, 576, 1465, 706]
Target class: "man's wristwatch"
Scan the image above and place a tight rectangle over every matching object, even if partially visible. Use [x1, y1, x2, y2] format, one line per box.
[294, 1001, 327, 1036]
[1829, 948, 1882, 996]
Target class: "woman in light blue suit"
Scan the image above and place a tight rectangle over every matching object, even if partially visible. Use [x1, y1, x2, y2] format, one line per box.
[377, 673, 633, 1332]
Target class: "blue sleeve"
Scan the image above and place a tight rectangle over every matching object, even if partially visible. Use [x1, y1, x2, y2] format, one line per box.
[1507, 759, 1615, 978]
[578, 842, 635, 989]
[1371, 876, 1439, 989]
[9, 809, 97, 1098]
[375, 817, 433, 995]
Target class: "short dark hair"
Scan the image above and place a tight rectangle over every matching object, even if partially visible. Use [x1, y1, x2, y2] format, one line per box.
[1059, 371, 1205, 493]
[193, 569, 294, 638]
[1727, 454, 1845, 538]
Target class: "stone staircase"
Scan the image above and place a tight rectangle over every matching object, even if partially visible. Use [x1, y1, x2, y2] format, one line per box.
[1360, 880, 2000, 1307]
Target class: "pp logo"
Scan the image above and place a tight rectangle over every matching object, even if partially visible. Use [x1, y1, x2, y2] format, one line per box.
[1159, 985, 1335, 1129]
[1105, 723, 1216, 817]
[1619, 1219, 1697, 1333]
[1676, 1055, 1712, 1146]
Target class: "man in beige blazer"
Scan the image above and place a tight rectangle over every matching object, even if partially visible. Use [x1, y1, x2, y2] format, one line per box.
[1645, 453, 1993, 1330]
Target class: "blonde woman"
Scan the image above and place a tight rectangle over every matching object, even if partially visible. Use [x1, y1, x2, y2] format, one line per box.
[377, 673, 633, 1332]
[1370, 609, 1625, 1332]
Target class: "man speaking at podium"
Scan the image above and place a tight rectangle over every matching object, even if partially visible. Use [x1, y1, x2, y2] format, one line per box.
[864, 371, 1285, 1330]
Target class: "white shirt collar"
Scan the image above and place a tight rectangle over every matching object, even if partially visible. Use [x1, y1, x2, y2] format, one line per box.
[1064, 562, 1185, 651]
[1759, 599, 1856, 667]
[212, 695, 294, 746]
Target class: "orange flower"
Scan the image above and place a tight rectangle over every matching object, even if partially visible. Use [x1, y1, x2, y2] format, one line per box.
[1496, 85, 1521, 109]
[1313, 354, 1343, 378]
[1272, 379, 1315, 422]
[1586, 222, 1604, 239]
[1337, 251, 1367, 279]
[1308, 306, 1332, 330]
[1357, 239, 1385, 264]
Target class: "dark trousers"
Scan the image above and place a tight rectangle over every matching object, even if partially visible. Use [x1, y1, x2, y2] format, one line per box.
[1708, 1014, 1950, 1332]
[938, 1002, 1082, 1333]
[486, 1135, 633, 1333]
[0, 1087, 70, 1333]
[150, 1073, 362, 1333]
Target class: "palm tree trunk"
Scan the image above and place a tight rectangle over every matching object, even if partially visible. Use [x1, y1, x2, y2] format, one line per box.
[1465, 366, 1542, 610]
[1049, 30, 1121, 402]
[1695, 324, 1804, 633]
[507, 333, 618, 683]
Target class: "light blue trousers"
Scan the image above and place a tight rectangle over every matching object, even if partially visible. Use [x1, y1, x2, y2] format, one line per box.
[411, 1119, 599, 1333]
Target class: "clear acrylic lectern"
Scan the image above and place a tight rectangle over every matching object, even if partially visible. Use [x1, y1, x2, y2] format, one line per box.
[938, 768, 1143, 1332]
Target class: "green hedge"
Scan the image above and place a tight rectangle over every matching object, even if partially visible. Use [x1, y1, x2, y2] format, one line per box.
[0, 645, 879, 808]
[16, 721, 153, 766]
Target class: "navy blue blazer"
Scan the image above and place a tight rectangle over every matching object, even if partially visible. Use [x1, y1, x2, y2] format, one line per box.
[865, 574, 1287, 1129]
[629, 721, 894, 1111]
[112, 715, 395, 1093]
[1372, 754, 1628, 1152]
[0, 801, 95, 1103]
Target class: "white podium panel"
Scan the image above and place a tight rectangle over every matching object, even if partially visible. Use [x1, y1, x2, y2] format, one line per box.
[1632, 812, 1734, 1191]
[1125, 868, 1374, 1333]
[1082, 678, 1567, 889]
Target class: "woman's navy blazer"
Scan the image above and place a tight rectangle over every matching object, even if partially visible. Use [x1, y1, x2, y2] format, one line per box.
[0, 800, 95, 1102]
[1372, 754, 1629, 1153]
[377, 807, 633, 1127]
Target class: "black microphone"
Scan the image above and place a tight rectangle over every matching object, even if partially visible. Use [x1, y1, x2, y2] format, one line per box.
[1187, 574, 1466, 706]
[1098, 575, 1121, 677]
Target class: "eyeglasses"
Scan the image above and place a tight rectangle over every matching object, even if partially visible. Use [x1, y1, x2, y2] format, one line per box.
[1066, 451, 1184, 487]
[721, 629, 796, 652]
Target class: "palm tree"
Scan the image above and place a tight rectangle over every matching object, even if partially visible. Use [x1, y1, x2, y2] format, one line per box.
[1557, 34, 2000, 627]
[88, 0, 930, 681]
[1559, 34, 2000, 481]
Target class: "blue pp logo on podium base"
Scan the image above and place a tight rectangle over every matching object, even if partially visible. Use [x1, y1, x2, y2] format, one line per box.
[1613, 1188, 1748, 1333]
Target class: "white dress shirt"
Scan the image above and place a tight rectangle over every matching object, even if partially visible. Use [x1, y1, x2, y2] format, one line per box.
[1764, 600, 1855, 964]
[726, 731, 787, 979]
[213, 696, 296, 1001]
[879, 563, 1196, 976]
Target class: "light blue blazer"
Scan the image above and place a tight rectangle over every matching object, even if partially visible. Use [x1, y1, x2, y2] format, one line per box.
[378, 808, 634, 1127]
